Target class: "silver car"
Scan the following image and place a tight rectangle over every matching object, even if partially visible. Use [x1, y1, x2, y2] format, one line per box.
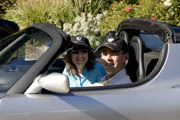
[0, 18, 180, 120]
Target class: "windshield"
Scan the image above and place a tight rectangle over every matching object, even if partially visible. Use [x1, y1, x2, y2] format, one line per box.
[0, 28, 52, 92]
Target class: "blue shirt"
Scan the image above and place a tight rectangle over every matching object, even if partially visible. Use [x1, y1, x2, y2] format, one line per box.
[63, 62, 106, 87]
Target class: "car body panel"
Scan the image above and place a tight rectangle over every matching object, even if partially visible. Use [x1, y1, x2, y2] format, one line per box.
[150, 44, 180, 84]
[1, 85, 180, 120]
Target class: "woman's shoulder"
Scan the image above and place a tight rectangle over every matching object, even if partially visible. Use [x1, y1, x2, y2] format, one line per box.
[62, 66, 67, 74]
[92, 62, 106, 75]
[93, 61, 104, 69]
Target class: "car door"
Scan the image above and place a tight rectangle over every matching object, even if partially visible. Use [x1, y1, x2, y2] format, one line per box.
[1, 82, 180, 120]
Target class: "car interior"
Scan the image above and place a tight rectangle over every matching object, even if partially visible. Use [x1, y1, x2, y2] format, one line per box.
[126, 36, 145, 82]
[46, 29, 163, 86]
[118, 30, 163, 83]
[35, 26, 164, 95]
[25, 29, 164, 94]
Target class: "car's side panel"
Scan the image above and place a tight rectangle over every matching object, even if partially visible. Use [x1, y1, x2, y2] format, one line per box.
[1, 84, 180, 120]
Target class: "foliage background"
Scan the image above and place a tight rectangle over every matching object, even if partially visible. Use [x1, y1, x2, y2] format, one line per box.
[1, 0, 180, 48]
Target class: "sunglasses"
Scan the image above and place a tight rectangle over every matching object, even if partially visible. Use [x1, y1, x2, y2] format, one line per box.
[71, 49, 89, 54]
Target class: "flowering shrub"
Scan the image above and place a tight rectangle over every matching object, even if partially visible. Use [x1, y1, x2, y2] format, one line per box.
[3, 0, 180, 49]
[164, 0, 171, 6]
[126, 7, 131, 12]
[71, 0, 120, 17]
[151, 17, 156, 20]
[165, 0, 180, 26]
[100, 0, 180, 34]
[63, 13, 105, 49]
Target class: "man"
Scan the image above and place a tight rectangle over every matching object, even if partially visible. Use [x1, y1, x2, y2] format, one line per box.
[95, 36, 131, 85]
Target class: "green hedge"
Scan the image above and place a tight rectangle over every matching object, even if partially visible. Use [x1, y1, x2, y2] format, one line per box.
[3, 0, 75, 29]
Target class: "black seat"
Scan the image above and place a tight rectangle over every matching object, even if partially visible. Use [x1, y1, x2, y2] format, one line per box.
[126, 36, 145, 82]
[119, 31, 129, 44]
[146, 58, 158, 76]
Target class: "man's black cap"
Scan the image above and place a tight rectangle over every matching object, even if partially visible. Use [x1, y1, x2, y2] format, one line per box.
[71, 36, 91, 49]
[96, 36, 128, 52]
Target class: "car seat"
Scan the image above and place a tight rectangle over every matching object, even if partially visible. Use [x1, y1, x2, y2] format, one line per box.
[126, 36, 145, 82]
[146, 58, 158, 76]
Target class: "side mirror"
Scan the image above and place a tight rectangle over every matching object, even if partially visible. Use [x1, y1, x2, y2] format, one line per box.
[25, 73, 70, 94]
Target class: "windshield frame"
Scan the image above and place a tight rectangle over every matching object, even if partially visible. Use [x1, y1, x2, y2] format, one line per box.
[0, 23, 71, 94]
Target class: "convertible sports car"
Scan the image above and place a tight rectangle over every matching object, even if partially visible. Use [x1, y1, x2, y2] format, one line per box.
[0, 18, 180, 120]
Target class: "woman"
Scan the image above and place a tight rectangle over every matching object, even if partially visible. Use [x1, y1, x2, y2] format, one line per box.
[63, 35, 106, 87]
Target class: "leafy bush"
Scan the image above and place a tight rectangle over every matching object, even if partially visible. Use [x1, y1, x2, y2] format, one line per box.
[164, 0, 180, 26]
[63, 13, 105, 49]
[100, 0, 180, 34]
[71, 0, 120, 16]
[0, 0, 16, 16]
[3, 0, 180, 49]
[3, 0, 75, 29]
[2, 0, 120, 29]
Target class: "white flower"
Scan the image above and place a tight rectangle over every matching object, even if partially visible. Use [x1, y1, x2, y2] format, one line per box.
[73, 23, 80, 31]
[62, 13, 104, 48]
[95, 40, 101, 46]
[87, 13, 93, 19]
[80, 27, 88, 35]
[103, 10, 108, 16]
[164, 0, 171, 6]
[63, 23, 72, 32]
[75, 16, 81, 22]
[81, 21, 89, 27]
[94, 28, 100, 33]
[96, 14, 103, 21]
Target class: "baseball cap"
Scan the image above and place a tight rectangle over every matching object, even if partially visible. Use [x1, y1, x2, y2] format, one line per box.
[71, 36, 91, 49]
[96, 36, 128, 52]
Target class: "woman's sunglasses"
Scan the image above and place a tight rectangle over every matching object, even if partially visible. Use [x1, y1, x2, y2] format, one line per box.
[71, 49, 88, 54]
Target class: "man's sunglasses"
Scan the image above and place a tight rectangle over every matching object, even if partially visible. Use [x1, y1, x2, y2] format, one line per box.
[71, 49, 88, 54]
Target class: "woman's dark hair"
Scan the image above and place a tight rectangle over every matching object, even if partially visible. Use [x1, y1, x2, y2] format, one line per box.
[65, 47, 96, 77]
